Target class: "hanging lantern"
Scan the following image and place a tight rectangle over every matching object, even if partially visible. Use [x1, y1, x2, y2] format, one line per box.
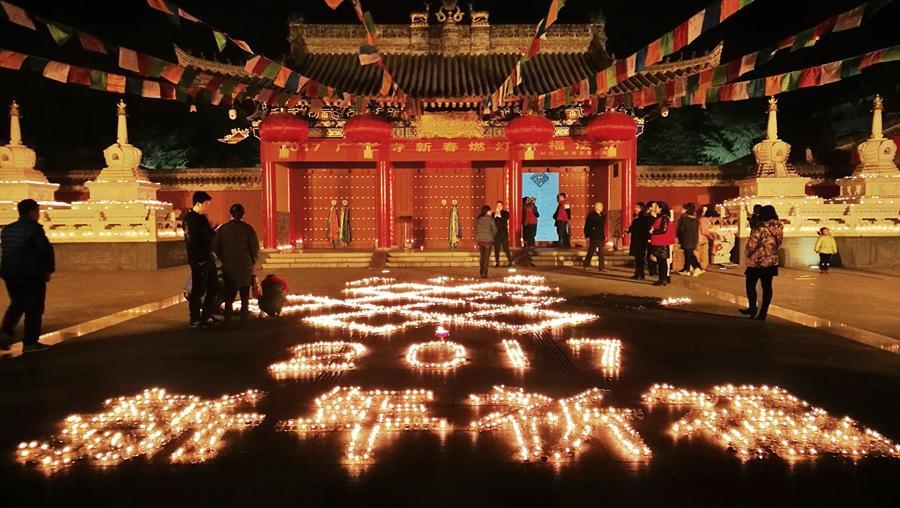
[585, 111, 637, 141]
[344, 115, 393, 159]
[585, 111, 637, 158]
[505, 114, 554, 160]
[228, 107, 238, 120]
[259, 112, 309, 159]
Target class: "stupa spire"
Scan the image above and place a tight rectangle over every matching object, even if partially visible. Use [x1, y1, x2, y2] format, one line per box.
[9, 100, 22, 146]
[116, 99, 129, 145]
[766, 96, 778, 141]
[871, 94, 884, 140]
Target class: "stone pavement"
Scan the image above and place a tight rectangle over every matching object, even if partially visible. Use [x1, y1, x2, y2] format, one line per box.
[0, 266, 898, 506]
[0, 266, 189, 333]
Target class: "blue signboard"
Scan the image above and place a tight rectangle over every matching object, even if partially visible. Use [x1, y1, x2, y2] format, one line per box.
[522, 172, 560, 242]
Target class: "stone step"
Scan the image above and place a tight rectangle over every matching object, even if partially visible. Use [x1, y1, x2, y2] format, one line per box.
[386, 256, 482, 263]
[265, 256, 374, 264]
[261, 262, 371, 269]
[266, 251, 373, 259]
[385, 261, 481, 267]
[388, 251, 481, 258]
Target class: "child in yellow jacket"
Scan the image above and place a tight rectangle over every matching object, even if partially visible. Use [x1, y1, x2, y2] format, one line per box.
[814, 227, 838, 273]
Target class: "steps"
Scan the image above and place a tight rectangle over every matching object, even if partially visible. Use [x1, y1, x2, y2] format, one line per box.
[386, 250, 482, 268]
[262, 250, 373, 269]
[528, 249, 632, 268]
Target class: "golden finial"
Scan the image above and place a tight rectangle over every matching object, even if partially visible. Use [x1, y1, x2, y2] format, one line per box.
[10, 100, 20, 117]
[873, 94, 883, 111]
[767, 96, 778, 112]
[117, 99, 127, 115]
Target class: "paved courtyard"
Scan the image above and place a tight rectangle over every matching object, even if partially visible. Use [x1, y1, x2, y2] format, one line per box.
[1, 266, 898, 507]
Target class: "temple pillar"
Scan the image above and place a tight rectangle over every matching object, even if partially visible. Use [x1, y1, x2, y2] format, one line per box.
[262, 160, 278, 249]
[621, 139, 636, 246]
[375, 158, 395, 248]
[507, 158, 522, 247]
[286, 168, 298, 248]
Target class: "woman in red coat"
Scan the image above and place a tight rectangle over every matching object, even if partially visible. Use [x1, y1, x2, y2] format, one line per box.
[648, 201, 676, 286]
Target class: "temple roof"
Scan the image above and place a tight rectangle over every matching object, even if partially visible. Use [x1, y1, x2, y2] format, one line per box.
[173, 2, 721, 103]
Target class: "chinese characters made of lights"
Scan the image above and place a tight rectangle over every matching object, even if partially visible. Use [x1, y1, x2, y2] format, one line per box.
[268, 341, 367, 379]
[241, 275, 596, 336]
[642, 384, 900, 461]
[405, 340, 467, 370]
[469, 386, 651, 463]
[567, 339, 622, 377]
[277, 386, 447, 464]
[16, 388, 264, 475]
[500, 339, 529, 369]
[659, 297, 692, 306]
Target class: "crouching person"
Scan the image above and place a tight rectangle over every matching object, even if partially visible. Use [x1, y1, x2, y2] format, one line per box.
[257, 274, 289, 317]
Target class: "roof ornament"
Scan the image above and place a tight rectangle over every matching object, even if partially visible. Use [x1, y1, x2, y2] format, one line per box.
[436, 0, 464, 24]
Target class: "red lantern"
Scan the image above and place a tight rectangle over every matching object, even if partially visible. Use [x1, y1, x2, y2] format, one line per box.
[505, 114, 554, 145]
[585, 111, 637, 142]
[343, 115, 393, 144]
[258, 112, 309, 143]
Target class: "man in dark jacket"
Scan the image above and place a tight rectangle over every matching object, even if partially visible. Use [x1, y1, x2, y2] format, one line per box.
[1, 199, 54, 353]
[628, 202, 652, 279]
[183, 191, 218, 328]
[213, 203, 260, 329]
[582, 201, 606, 271]
[492, 201, 512, 267]
[676, 203, 702, 275]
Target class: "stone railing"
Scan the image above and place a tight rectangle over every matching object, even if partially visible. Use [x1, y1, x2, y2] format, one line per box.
[45, 168, 262, 192]
[637, 165, 830, 187]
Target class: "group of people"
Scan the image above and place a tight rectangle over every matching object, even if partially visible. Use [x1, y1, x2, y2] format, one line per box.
[627, 201, 721, 286]
[184, 191, 287, 329]
[477, 193, 605, 278]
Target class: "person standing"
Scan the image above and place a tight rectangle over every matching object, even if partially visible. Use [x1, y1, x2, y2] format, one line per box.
[740, 205, 783, 321]
[814, 227, 838, 273]
[649, 201, 675, 286]
[676, 203, 703, 276]
[628, 202, 651, 279]
[475, 205, 497, 278]
[213, 204, 260, 329]
[582, 201, 606, 272]
[184, 191, 218, 328]
[0, 199, 54, 353]
[522, 196, 539, 251]
[492, 201, 512, 267]
[553, 193, 571, 248]
[697, 206, 713, 270]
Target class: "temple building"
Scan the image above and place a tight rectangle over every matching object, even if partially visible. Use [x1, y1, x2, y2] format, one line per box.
[176, 2, 722, 250]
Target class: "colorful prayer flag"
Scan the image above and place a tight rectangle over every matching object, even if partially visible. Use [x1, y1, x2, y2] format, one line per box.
[77, 31, 107, 54]
[107, 73, 126, 93]
[67, 66, 91, 86]
[42, 61, 70, 83]
[146, 0, 176, 15]
[160, 64, 186, 84]
[1, 1, 35, 30]
[833, 5, 865, 32]
[687, 10, 705, 43]
[89, 70, 107, 91]
[212, 31, 227, 51]
[0, 49, 27, 70]
[46, 22, 74, 45]
[118, 48, 140, 73]
[325, 0, 344, 9]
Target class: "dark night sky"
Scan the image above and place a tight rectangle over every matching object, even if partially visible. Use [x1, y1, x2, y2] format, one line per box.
[1, 0, 899, 169]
